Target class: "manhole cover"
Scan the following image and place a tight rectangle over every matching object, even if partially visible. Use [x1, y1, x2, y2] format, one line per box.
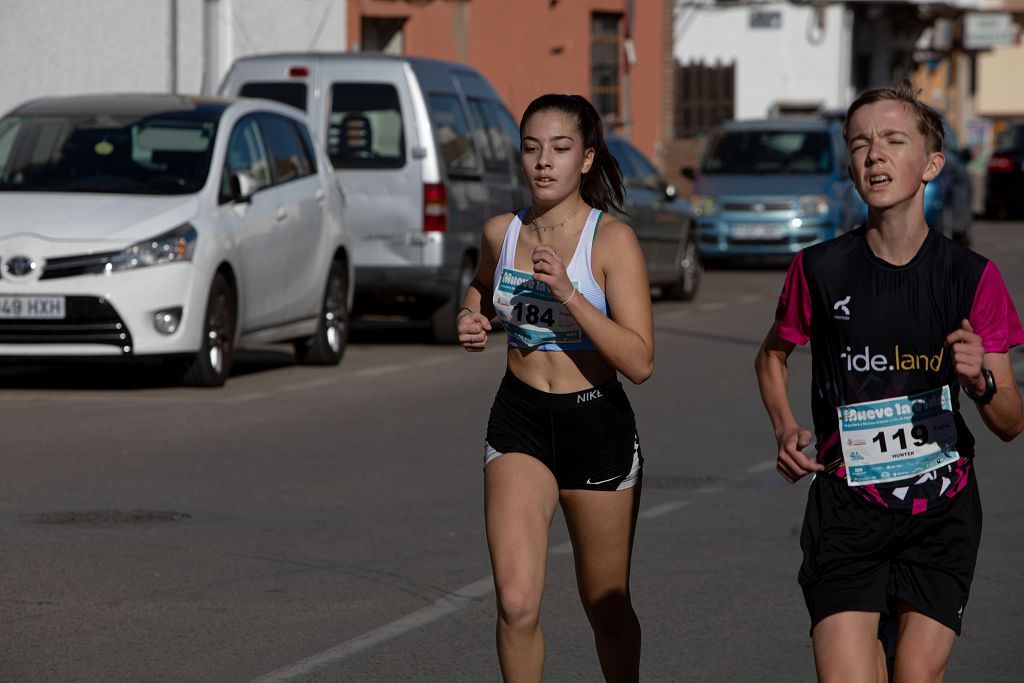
[19, 509, 190, 525]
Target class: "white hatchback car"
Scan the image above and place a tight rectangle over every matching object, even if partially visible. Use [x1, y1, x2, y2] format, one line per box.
[0, 94, 352, 386]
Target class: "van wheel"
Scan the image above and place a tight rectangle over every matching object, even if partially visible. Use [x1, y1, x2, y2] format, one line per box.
[665, 236, 702, 301]
[431, 257, 475, 344]
[295, 259, 349, 365]
[182, 273, 236, 387]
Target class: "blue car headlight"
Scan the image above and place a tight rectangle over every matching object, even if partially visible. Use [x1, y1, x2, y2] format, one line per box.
[798, 195, 830, 217]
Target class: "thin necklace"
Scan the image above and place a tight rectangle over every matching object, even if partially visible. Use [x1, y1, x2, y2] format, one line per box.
[530, 203, 581, 231]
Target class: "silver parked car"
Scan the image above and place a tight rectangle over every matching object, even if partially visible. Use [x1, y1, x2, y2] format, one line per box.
[0, 94, 353, 386]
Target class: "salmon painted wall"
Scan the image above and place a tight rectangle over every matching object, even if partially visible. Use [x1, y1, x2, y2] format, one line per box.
[348, 0, 669, 167]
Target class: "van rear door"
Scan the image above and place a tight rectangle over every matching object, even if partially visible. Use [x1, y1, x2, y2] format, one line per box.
[218, 56, 319, 116]
[322, 63, 423, 269]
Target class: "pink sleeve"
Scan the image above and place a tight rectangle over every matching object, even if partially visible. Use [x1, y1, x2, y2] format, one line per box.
[774, 251, 812, 345]
[969, 261, 1024, 353]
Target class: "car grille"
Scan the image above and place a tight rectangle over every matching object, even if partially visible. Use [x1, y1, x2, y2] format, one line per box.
[722, 201, 794, 212]
[40, 251, 121, 280]
[0, 296, 132, 351]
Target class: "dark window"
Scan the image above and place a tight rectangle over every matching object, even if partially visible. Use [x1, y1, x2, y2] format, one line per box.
[468, 98, 514, 171]
[673, 61, 735, 138]
[0, 112, 216, 195]
[494, 106, 521, 150]
[361, 17, 405, 53]
[605, 139, 638, 182]
[328, 83, 405, 169]
[591, 13, 621, 121]
[702, 130, 834, 175]
[294, 121, 318, 173]
[257, 114, 314, 184]
[220, 116, 272, 202]
[618, 139, 663, 190]
[428, 93, 480, 176]
[239, 82, 308, 112]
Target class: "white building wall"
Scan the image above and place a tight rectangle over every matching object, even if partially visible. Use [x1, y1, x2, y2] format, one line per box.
[674, 2, 852, 120]
[0, 0, 346, 116]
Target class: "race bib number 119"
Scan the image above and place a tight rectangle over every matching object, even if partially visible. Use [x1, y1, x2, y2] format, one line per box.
[837, 386, 959, 486]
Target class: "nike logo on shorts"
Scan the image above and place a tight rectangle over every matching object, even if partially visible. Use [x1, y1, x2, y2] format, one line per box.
[586, 475, 622, 486]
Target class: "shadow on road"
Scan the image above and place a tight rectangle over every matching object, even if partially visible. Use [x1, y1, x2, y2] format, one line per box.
[0, 347, 298, 390]
[0, 321, 444, 390]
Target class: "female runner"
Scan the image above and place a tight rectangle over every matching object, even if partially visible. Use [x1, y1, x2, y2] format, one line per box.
[456, 93, 654, 682]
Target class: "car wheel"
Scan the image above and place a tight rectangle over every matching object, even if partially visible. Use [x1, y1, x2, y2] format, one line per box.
[295, 259, 349, 365]
[181, 272, 236, 387]
[665, 237, 702, 301]
[431, 256, 475, 344]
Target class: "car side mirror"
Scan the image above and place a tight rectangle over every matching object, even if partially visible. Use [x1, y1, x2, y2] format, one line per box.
[681, 167, 696, 181]
[230, 172, 257, 203]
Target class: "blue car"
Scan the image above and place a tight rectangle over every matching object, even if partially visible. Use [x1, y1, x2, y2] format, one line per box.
[687, 118, 863, 263]
[924, 118, 973, 244]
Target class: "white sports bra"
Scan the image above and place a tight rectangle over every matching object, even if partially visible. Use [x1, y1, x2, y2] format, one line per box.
[492, 208, 609, 352]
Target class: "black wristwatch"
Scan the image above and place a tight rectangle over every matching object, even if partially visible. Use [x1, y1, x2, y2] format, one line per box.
[962, 368, 997, 405]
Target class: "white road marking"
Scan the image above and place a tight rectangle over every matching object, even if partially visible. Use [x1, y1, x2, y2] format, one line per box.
[214, 391, 275, 404]
[417, 355, 460, 366]
[248, 577, 495, 683]
[280, 378, 337, 393]
[351, 364, 408, 377]
[638, 500, 689, 519]
[696, 301, 728, 312]
[248, 459, 777, 681]
[746, 460, 778, 474]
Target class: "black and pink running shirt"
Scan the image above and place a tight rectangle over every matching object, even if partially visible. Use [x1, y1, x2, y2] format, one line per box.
[775, 227, 1024, 513]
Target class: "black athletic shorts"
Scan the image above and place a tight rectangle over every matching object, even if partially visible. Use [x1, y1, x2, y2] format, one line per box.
[798, 471, 982, 636]
[484, 371, 642, 491]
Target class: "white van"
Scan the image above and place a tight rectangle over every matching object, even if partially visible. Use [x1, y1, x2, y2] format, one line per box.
[218, 53, 527, 342]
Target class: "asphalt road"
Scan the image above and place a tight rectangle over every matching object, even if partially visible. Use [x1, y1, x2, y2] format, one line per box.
[1, 220, 1022, 683]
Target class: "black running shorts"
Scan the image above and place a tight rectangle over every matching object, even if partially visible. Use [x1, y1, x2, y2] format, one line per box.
[798, 472, 982, 636]
[484, 371, 642, 491]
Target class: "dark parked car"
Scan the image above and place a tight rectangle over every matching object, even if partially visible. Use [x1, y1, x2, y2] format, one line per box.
[985, 122, 1024, 219]
[605, 133, 701, 300]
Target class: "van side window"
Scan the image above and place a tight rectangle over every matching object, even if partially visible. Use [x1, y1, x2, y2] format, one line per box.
[240, 83, 308, 112]
[328, 83, 405, 169]
[494, 106, 522, 151]
[220, 116, 272, 203]
[428, 93, 481, 176]
[468, 98, 514, 171]
[256, 114, 314, 184]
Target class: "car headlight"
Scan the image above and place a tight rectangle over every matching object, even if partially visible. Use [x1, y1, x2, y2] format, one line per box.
[108, 224, 197, 272]
[798, 195, 830, 217]
[691, 195, 717, 216]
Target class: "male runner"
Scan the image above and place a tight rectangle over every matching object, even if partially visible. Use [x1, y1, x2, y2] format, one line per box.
[755, 82, 1024, 682]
